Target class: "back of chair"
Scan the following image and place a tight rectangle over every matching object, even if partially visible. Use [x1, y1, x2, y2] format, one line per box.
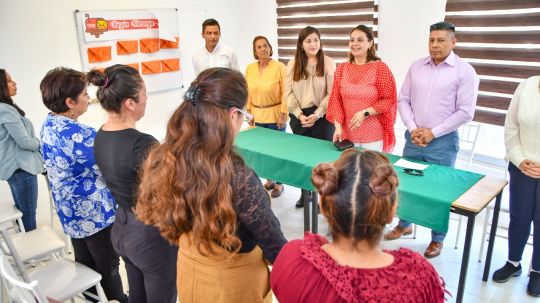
[0, 227, 32, 283]
[459, 122, 481, 170]
[0, 252, 48, 303]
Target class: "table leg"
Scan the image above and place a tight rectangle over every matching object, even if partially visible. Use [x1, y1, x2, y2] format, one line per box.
[483, 191, 503, 281]
[456, 214, 475, 303]
[311, 191, 318, 234]
[303, 189, 310, 232]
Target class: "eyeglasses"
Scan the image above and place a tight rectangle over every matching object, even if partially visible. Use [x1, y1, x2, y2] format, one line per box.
[403, 168, 424, 176]
[233, 107, 254, 121]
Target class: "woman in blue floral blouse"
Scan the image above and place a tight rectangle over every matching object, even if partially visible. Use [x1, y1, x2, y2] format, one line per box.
[39, 67, 127, 303]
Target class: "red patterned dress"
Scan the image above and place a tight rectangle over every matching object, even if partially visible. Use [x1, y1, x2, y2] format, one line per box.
[326, 61, 397, 153]
[270, 233, 447, 303]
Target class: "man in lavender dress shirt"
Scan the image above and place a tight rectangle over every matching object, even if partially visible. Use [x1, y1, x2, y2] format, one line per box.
[384, 22, 479, 258]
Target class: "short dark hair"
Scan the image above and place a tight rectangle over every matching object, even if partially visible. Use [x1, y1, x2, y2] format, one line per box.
[430, 21, 455, 33]
[87, 64, 143, 114]
[40, 67, 86, 114]
[202, 18, 220, 33]
[252, 36, 273, 60]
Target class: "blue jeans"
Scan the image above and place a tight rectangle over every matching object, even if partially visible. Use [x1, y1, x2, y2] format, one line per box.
[255, 122, 286, 132]
[507, 163, 540, 271]
[398, 130, 459, 243]
[7, 169, 38, 231]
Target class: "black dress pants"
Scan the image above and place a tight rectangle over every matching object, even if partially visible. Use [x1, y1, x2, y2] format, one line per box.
[112, 208, 178, 303]
[288, 105, 334, 141]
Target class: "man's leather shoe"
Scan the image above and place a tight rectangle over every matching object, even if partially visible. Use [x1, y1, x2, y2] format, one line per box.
[384, 225, 413, 240]
[295, 196, 304, 208]
[271, 184, 284, 198]
[295, 191, 311, 208]
[264, 181, 276, 191]
[424, 241, 443, 258]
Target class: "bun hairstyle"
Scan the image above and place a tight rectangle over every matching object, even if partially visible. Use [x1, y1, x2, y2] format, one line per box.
[136, 68, 248, 255]
[312, 149, 399, 247]
[87, 64, 143, 113]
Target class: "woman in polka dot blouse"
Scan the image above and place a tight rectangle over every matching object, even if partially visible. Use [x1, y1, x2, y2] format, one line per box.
[327, 25, 397, 153]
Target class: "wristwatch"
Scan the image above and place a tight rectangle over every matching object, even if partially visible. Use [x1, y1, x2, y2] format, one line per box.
[363, 110, 370, 117]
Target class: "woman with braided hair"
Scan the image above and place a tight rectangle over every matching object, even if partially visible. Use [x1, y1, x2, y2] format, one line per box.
[270, 149, 446, 303]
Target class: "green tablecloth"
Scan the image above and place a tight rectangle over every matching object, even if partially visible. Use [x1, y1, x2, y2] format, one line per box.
[235, 127, 484, 232]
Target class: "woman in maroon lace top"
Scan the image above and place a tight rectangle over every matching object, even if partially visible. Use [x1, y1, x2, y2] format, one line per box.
[270, 149, 447, 303]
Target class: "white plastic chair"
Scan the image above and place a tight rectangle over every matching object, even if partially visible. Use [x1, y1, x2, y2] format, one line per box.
[0, 201, 25, 234]
[1, 225, 66, 264]
[0, 226, 66, 280]
[0, 228, 107, 302]
[0, 251, 49, 303]
[458, 122, 481, 171]
[477, 166, 526, 263]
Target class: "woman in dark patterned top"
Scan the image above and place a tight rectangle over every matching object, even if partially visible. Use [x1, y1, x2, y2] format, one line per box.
[136, 67, 287, 303]
[271, 149, 447, 303]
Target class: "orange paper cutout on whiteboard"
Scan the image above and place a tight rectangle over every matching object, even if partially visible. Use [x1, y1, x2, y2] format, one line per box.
[141, 60, 161, 74]
[117, 40, 138, 55]
[126, 63, 139, 72]
[87, 46, 112, 63]
[139, 38, 160, 53]
[160, 37, 179, 49]
[161, 58, 180, 73]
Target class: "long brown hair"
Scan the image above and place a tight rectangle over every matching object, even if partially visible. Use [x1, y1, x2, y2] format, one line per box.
[136, 68, 248, 255]
[312, 149, 398, 247]
[348, 25, 380, 64]
[293, 26, 325, 81]
[0, 69, 25, 116]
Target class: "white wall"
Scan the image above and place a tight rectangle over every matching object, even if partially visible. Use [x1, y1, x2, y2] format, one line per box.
[377, 0, 447, 89]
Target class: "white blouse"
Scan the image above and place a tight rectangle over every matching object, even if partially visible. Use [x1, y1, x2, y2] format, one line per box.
[505, 75, 540, 166]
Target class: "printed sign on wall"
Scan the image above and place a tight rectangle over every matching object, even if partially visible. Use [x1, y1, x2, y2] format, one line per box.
[75, 9, 182, 93]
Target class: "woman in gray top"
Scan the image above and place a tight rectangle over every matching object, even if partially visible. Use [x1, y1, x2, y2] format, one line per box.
[0, 69, 44, 231]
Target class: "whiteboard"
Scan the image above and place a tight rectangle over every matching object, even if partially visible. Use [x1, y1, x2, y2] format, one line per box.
[74, 9, 183, 93]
